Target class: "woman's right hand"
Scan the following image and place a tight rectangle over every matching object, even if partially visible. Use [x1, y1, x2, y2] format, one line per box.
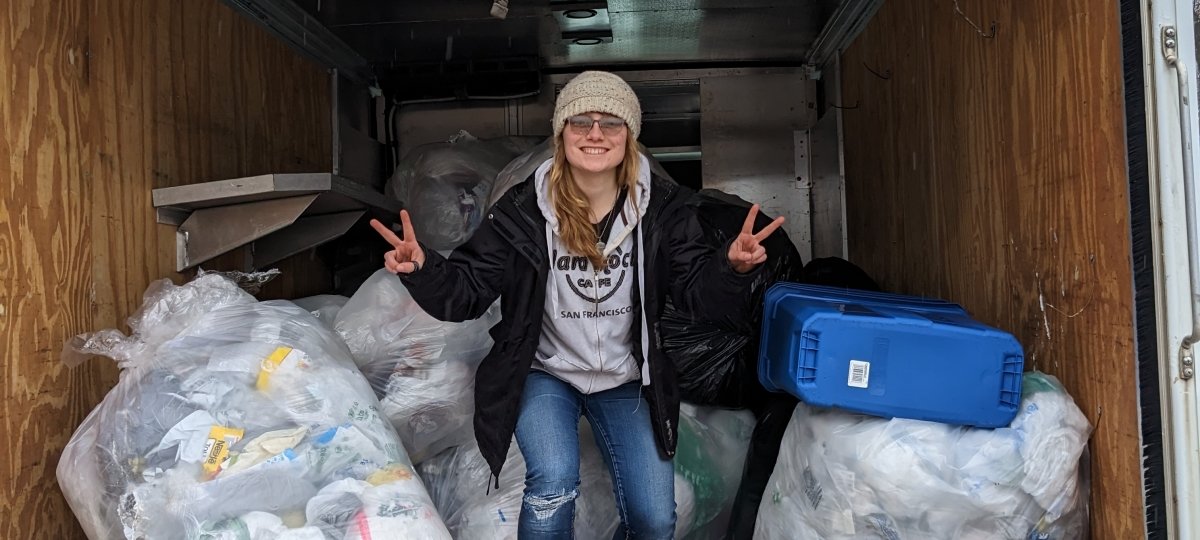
[370, 210, 426, 274]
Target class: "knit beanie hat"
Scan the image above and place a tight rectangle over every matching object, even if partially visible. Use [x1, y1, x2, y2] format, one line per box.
[552, 71, 642, 139]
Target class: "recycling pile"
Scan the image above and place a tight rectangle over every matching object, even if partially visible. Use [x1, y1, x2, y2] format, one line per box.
[754, 372, 1091, 539]
[333, 268, 501, 464]
[58, 273, 450, 539]
[387, 131, 542, 251]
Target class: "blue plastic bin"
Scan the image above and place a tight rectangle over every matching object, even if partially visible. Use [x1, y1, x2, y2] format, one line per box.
[758, 282, 1025, 428]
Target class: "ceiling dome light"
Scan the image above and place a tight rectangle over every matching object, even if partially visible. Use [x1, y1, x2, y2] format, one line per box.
[564, 9, 597, 19]
[572, 37, 604, 46]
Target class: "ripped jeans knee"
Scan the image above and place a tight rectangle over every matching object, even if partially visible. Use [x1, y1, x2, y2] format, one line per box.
[524, 488, 578, 520]
[519, 484, 579, 538]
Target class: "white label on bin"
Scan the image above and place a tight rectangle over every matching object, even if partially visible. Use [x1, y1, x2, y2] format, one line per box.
[848, 360, 870, 388]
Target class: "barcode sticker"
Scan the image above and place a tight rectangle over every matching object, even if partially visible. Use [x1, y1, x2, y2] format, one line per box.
[847, 360, 870, 388]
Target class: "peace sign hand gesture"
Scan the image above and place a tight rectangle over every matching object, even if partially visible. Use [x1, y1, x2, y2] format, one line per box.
[727, 204, 786, 274]
[370, 210, 427, 274]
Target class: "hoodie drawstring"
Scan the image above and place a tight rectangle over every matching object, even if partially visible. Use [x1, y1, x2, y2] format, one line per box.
[545, 225, 561, 318]
[636, 225, 652, 387]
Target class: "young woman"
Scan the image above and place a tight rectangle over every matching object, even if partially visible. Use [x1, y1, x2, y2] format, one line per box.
[371, 70, 784, 539]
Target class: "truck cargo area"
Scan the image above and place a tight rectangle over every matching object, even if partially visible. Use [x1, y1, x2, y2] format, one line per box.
[2, 0, 1177, 538]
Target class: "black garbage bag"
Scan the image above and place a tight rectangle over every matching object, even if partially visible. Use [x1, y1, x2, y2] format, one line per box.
[798, 255, 882, 292]
[660, 189, 806, 409]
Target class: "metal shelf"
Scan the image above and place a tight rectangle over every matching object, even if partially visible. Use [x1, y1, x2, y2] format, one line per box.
[153, 173, 399, 271]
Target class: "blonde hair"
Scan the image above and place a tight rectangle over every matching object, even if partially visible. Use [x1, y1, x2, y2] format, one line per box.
[549, 134, 641, 269]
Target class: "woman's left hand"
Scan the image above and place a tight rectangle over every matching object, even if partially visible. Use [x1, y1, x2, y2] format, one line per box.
[727, 204, 786, 273]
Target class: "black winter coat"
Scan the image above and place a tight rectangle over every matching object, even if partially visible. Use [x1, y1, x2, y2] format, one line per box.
[399, 173, 757, 480]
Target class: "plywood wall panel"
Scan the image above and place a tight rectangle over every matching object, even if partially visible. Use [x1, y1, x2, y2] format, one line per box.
[0, 2, 114, 538]
[1, 0, 332, 537]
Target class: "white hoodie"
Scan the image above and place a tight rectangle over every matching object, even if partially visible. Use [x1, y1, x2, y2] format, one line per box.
[531, 154, 654, 394]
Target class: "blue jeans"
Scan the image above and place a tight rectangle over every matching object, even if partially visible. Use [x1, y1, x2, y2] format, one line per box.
[515, 371, 676, 539]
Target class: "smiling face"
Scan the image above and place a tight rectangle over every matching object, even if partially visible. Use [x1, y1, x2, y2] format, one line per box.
[562, 112, 629, 175]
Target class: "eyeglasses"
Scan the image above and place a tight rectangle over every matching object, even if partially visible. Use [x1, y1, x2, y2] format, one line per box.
[566, 115, 626, 136]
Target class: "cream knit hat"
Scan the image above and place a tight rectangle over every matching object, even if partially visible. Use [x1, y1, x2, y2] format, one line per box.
[552, 71, 642, 139]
